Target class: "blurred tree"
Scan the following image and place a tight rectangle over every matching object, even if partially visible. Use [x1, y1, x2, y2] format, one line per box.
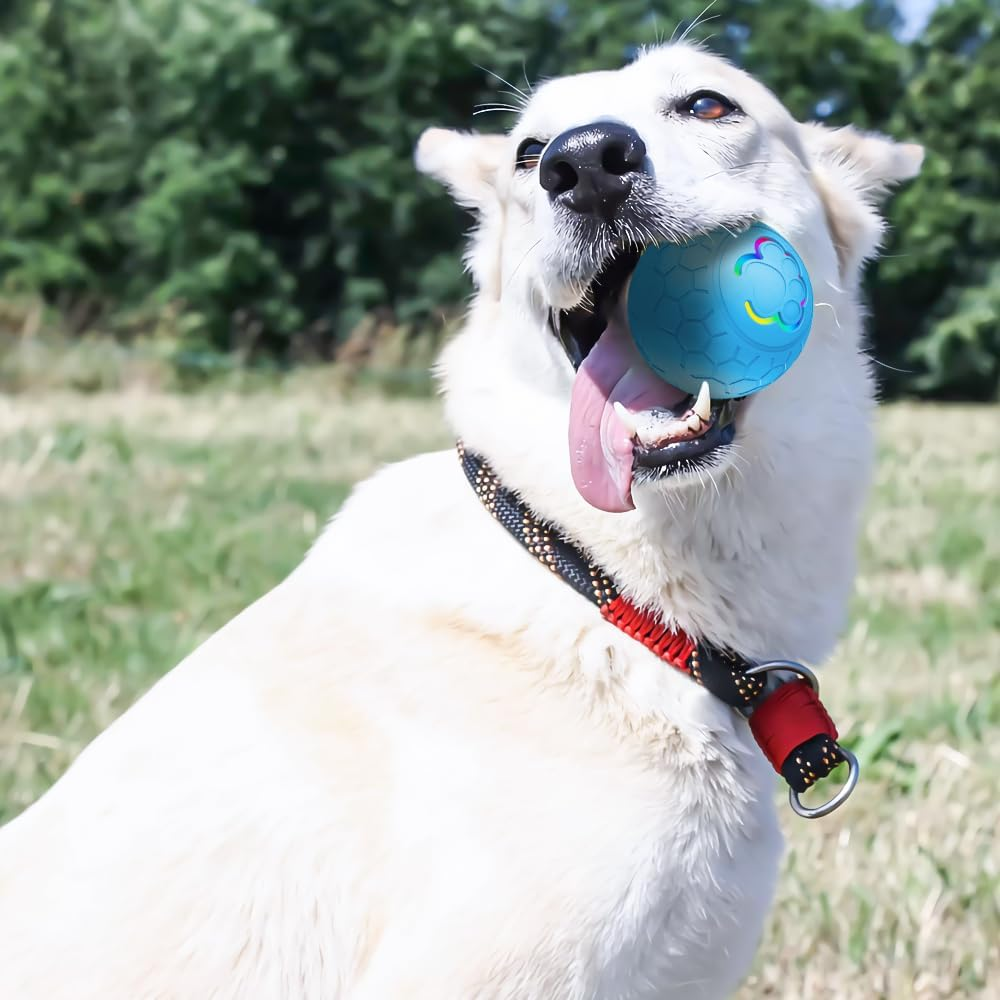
[247, 0, 560, 348]
[0, 0, 305, 346]
[0, 0, 994, 396]
[873, 0, 1000, 399]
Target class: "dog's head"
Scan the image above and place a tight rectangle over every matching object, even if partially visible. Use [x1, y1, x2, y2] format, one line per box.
[417, 44, 920, 646]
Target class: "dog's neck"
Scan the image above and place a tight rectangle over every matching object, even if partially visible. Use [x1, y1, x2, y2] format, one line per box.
[439, 297, 875, 665]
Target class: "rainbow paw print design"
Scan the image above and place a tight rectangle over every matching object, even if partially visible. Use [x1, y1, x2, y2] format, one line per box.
[627, 223, 814, 399]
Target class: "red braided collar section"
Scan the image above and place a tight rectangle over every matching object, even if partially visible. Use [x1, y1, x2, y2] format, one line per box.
[601, 595, 696, 671]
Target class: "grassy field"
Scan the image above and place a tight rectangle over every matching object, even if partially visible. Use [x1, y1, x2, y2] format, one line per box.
[0, 384, 996, 998]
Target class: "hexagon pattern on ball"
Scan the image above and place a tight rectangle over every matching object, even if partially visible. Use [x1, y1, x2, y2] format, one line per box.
[627, 223, 814, 399]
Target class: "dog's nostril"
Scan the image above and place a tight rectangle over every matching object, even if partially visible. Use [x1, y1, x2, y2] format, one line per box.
[601, 136, 646, 176]
[546, 160, 578, 195]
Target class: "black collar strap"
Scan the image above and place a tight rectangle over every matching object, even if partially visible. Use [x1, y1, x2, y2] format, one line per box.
[459, 443, 859, 819]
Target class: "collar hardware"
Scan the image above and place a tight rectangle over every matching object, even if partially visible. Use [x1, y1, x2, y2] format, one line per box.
[458, 443, 859, 819]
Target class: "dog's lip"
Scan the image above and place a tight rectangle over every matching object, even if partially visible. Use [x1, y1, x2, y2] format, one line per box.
[631, 397, 743, 476]
[548, 244, 643, 371]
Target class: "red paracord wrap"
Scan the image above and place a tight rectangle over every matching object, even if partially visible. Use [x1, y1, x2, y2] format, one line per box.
[601, 596, 695, 671]
[749, 680, 839, 775]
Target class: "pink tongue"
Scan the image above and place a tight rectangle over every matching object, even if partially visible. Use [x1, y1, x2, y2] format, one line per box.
[568, 317, 689, 512]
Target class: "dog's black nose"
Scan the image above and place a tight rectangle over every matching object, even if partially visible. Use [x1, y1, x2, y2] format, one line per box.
[539, 122, 647, 222]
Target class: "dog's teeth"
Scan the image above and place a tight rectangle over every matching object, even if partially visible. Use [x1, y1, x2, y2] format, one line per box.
[693, 381, 712, 423]
[685, 410, 704, 433]
[613, 402, 639, 438]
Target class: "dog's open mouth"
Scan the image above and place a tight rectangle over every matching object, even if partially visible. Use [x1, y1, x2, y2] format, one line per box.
[549, 244, 741, 513]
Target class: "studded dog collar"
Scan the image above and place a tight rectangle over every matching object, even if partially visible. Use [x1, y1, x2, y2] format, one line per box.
[458, 443, 859, 819]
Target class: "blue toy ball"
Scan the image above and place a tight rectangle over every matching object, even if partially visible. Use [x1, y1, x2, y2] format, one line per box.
[627, 223, 814, 399]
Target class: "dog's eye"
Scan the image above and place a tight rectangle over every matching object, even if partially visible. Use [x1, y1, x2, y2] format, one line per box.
[516, 137, 546, 170]
[679, 91, 739, 121]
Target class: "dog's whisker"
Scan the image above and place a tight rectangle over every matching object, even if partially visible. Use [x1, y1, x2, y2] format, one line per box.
[724, 463, 746, 488]
[650, 13, 663, 46]
[701, 160, 775, 181]
[693, 463, 706, 493]
[520, 61, 535, 95]
[497, 89, 529, 109]
[504, 239, 543, 291]
[867, 355, 916, 374]
[474, 64, 530, 103]
[814, 301, 842, 329]
[726, 445, 752, 474]
[704, 462, 723, 504]
[473, 104, 521, 115]
[677, 1, 720, 45]
[670, 2, 717, 44]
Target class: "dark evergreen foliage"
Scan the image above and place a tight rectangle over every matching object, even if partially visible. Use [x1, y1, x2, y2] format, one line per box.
[0, 0, 995, 396]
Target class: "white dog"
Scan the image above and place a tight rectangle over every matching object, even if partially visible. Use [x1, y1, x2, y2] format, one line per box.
[0, 44, 920, 999]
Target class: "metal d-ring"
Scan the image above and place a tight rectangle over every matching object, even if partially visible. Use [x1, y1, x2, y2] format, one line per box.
[788, 747, 860, 819]
[744, 659, 859, 819]
[744, 658, 820, 693]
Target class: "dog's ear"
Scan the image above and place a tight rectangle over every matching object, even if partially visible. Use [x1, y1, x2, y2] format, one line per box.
[802, 123, 924, 197]
[415, 128, 507, 211]
[800, 123, 923, 278]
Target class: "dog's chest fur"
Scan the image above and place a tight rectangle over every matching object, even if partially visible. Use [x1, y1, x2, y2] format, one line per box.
[283, 450, 786, 998]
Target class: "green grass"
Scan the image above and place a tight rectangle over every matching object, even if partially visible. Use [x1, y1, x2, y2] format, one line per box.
[1, 387, 997, 998]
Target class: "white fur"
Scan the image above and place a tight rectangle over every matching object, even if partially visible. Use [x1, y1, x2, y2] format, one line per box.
[0, 44, 919, 999]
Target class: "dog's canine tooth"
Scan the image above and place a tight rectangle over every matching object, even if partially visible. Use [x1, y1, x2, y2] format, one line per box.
[684, 410, 704, 433]
[613, 401, 639, 438]
[693, 381, 712, 423]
